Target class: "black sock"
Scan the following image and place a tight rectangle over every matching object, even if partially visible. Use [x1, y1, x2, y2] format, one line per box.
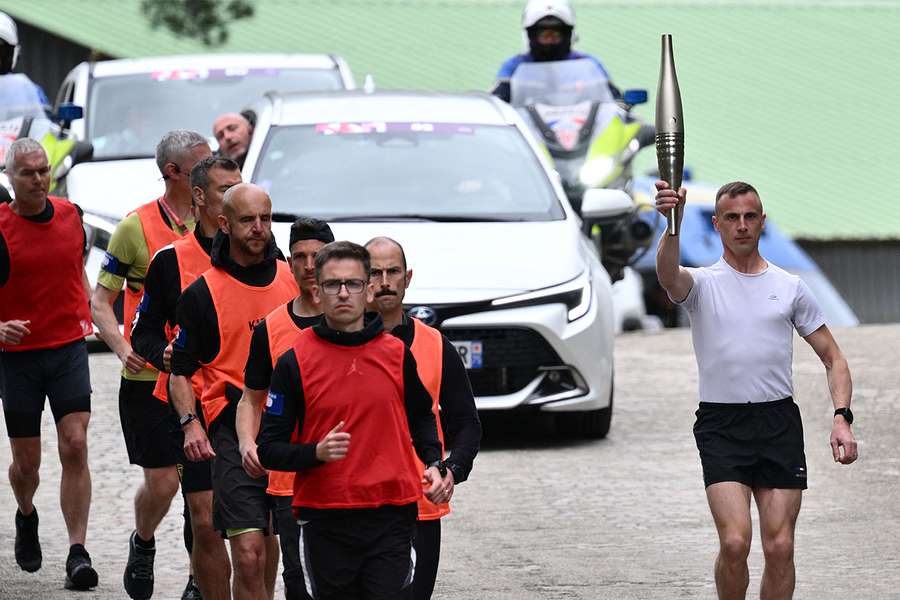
[134, 532, 155, 549]
[17, 508, 38, 522]
[69, 543, 88, 558]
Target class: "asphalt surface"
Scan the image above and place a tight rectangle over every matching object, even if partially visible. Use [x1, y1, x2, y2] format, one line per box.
[1, 324, 897, 599]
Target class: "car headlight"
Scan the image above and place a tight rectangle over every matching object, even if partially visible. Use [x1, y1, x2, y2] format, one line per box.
[82, 212, 116, 253]
[491, 270, 593, 322]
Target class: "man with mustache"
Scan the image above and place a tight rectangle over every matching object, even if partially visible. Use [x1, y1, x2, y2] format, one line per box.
[170, 183, 297, 600]
[237, 216, 335, 599]
[365, 236, 482, 600]
[257, 241, 445, 600]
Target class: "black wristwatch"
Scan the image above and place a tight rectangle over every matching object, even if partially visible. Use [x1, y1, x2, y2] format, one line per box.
[834, 407, 854, 425]
[428, 460, 447, 478]
[179, 413, 198, 429]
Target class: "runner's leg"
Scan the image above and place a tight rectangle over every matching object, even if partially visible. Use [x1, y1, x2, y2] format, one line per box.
[8, 434, 41, 515]
[135, 466, 180, 540]
[229, 530, 269, 600]
[755, 487, 802, 600]
[56, 410, 91, 546]
[706, 481, 752, 600]
[187, 489, 231, 600]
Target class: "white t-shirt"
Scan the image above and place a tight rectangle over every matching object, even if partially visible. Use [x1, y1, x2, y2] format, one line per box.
[675, 257, 826, 404]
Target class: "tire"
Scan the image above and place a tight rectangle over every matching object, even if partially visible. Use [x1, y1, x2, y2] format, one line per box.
[556, 378, 614, 439]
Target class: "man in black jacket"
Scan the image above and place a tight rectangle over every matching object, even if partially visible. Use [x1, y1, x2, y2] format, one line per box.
[258, 241, 444, 600]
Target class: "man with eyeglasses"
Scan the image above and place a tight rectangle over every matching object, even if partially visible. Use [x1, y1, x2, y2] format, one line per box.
[170, 183, 297, 600]
[257, 240, 445, 600]
[89, 130, 210, 599]
[365, 236, 482, 600]
[237, 216, 334, 599]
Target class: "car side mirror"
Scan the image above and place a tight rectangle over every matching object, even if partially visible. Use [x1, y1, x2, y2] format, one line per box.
[581, 189, 633, 221]
[622, 89, 648, 106]
[71, 140, 93, 165]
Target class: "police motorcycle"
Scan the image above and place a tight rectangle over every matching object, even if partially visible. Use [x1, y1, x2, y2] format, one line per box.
[0, 96, 90, 200]
[510, 58, 657, 283]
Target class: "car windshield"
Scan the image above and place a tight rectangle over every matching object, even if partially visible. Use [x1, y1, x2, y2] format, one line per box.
[253, 122, 565, 221]
[87, 68, 345, 159]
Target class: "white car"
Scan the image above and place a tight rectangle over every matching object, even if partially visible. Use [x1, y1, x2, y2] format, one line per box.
[241, 90, 632, 437]
[59, 54, 355, 284]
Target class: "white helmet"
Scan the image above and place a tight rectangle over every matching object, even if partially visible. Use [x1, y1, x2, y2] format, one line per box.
[522, 0, 576, 30]
[0, 11, 20, 72]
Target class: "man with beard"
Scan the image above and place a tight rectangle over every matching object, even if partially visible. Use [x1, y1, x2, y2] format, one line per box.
[132, 156, 243, 599]
[171, 183, 297, 600]
[237, 216, 335, 599]
[212, 113, 253, 169]
[490, 0, 619, 103]
[365, 236, 482, 600]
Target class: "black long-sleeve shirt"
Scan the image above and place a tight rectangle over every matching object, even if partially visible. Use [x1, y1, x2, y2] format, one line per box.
[243, 303, 321, 391]
[390, 315, 481, 484]
[256, 314, 442, 474]
[171, 231, 283, 378]
[131, 228, 213, 372]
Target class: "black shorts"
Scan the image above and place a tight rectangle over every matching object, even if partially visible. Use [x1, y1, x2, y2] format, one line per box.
[210, 422, 272, 534]
[119, 378, 179, 468]
[693, 397, 807, 490]
[1, 340, 91, 438]
[299, 504, 417, 600]
[162, 383, 214, 494]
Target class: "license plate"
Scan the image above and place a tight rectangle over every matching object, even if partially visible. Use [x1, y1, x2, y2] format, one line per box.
[450, 340, 483, 369]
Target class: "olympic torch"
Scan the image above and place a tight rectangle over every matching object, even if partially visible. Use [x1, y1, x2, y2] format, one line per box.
[655, 34, 685, 236]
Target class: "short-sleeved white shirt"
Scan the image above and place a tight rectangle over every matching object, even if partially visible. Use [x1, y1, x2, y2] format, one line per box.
[675, 257, 826, 404]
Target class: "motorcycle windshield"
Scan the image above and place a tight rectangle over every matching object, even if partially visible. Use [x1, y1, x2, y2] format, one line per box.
[509, 59, 614, 108]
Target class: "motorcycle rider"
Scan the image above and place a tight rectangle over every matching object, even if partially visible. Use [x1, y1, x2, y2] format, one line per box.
[490, 0, 620, 103]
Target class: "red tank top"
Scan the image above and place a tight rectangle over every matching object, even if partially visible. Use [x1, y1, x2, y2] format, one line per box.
[409, 318, 449, 520]
[199, 261, 297, 426]
[0, 197, 92, 351]
[290, 327, 423, 510]
[152, 233, 211, 403]
[263, 302, 303, 497]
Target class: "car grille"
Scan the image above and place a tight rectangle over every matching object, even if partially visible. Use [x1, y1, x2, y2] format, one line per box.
[440, 327, 564, 397]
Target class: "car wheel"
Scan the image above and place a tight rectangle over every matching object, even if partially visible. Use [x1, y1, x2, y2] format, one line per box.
[556, 378, 614, 439]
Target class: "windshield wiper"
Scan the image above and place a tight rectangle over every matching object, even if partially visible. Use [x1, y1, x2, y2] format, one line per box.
[327, 214, 522, 223]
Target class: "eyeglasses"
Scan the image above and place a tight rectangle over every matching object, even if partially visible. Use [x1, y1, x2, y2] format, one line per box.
[319, 279, 367, 295]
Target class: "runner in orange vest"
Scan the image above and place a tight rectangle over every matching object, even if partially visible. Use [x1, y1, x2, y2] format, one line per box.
[257, 241, 445, 600]
[131, 156, 242, 600]
[89, 130, 210, 600]
[365, 236, 482, 600]
[238, 217, 334, 600]
[0, 139, 97, 591]
[171, 183, 297, 600]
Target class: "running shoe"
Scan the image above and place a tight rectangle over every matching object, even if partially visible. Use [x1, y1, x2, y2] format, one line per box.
[123, 530, 155, 599]
[14, 508, 41, 572]
[181, 575, 203, 600]
[64, 544, 98, 590]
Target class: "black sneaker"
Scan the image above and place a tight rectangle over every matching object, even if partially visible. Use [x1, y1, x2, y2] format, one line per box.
[181, 575, 203, 600]
[65, 544, 98, 590]
[14, 508, 41, 572]
[123, 530, 155, 599]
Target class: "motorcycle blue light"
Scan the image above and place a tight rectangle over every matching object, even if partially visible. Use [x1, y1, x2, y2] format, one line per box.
[623, 89, 648, 106]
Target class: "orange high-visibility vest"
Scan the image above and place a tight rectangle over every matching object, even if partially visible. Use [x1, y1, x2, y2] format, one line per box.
[409, 318, 449, 520]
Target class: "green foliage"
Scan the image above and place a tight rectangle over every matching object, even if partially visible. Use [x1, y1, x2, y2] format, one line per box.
[140, 0, 254, 47]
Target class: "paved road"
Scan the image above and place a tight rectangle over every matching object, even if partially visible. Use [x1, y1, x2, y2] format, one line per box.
[1, 324, 897, 599]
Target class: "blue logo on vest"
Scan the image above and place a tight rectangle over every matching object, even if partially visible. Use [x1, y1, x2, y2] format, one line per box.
[266, 392, 285, 416]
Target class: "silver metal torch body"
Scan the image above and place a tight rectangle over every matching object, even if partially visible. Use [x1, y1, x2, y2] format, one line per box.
[655, 34, 685, 236]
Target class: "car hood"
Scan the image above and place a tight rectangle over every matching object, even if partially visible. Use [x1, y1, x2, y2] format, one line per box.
[67, 158, 163, 221]
[272, 220, 587, 304]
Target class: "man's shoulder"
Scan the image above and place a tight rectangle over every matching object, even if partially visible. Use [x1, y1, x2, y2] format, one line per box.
[497, 54, 530, 79]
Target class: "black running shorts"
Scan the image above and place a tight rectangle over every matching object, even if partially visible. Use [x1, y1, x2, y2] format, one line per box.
[210, 422, 272, 534]
[118, 378, 179, 468]
[693, 397, 808, 490]
[1, 340, 92, 437]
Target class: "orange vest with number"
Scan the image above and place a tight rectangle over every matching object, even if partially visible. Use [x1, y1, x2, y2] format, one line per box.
[152, 233, 211, 403]
[409, 318, 449, 520]
[263, 302, 303, 497]
[199, 261, 298, 427]
[124, 199, 187, 365]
